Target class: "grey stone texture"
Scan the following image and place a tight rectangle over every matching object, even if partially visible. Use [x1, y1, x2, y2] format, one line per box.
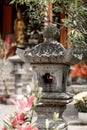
[0, 57, 32, 95]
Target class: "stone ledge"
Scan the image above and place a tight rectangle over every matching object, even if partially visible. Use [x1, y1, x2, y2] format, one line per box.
[67, 84, 87, 94]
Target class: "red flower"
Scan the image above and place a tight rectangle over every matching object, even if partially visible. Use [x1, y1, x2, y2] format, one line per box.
[11, 112, 25, 128]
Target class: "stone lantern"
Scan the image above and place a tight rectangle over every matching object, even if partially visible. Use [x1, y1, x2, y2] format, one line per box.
[17, 24, 80, 119]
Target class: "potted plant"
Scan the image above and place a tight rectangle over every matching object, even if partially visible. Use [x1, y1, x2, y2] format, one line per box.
[73, 91, 87, 124]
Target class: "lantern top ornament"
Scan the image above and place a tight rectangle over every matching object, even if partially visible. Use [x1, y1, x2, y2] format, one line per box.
[17, 24, 81, 65]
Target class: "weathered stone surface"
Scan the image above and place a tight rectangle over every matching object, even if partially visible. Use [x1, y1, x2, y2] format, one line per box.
[16, 25, 80, 120]
[0, 60, 15, 95]
[25, 41, 65, 57]
[37, 115, 67, 130]
[0, 57, 32, 95]
[32, 64, 69, 92]
[17, 25, 80, 65]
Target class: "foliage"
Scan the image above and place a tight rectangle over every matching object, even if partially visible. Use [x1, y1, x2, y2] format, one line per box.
[9, 0, 52, 6]
[63, 0, 87, 44]
[73, 44, 87, 62]
[59, 0, 87, 62]
[9, 0, 87, 61]
[73, 92, 87, 112]
[22, 1, 44, 33]
[10, 0, 87, 39]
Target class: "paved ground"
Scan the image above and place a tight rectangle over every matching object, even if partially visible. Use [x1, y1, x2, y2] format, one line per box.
[0, 104, 16, 129]
[0, 101, 87, 130]
[63, 102, 87, 130]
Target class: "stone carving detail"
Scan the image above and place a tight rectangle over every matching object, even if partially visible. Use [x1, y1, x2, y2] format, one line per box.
[17, 25, 80, 118]
[17, 24, 80, 92]
[32, 64, 69, 92]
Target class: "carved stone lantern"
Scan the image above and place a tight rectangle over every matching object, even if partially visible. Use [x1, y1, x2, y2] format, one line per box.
[17, 24, 80, 118]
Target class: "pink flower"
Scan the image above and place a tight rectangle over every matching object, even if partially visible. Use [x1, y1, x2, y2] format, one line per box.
[2, 128, 7, 130]
[10, 95, 37, 112]
[18, 123, 38, 130]
[11, 112, 25, 128]
[33, 127, 38, 130]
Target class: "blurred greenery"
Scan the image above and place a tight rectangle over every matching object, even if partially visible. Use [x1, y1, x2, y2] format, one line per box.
[10, 0, 87, 62]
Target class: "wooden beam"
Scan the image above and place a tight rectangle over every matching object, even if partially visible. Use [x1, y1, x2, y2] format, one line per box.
[60, 13, 68, 48]
[44, 1, 53, 27]
[48, 1, 53, 25]
[2, 5, 12, 39]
